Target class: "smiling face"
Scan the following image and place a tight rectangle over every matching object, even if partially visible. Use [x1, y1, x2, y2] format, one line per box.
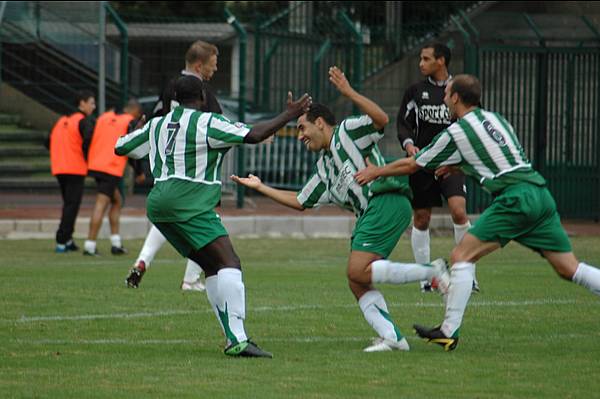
[297, 114, 329, 152]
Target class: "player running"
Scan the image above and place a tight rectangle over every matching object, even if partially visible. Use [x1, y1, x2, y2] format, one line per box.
[232, 67, 449, 352]
[355, 74, 600, 351]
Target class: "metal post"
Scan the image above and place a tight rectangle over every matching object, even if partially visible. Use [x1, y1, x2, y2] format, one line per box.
[338, 11, 363, 114]
[0, 1, 6, 89]
[225, 8, 247, 208]
[262, 40, 280, 108]
[253, 19, 261, 106]
[312, 39, 331, 101]
[105, 3, 129, 107]
[98, 1, 106, 114]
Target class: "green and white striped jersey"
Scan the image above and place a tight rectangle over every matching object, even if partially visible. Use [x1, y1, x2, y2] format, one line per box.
[297, 115, 410, 217]
[415, 108, 545, 194]
[115, 106, 250, 184]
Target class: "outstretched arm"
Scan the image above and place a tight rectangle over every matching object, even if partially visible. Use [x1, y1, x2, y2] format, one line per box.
[230, 174, 304, 211]
[354, 157, 421, 185]
[244, 92, 312, 144]
[329, 66, 389, 130]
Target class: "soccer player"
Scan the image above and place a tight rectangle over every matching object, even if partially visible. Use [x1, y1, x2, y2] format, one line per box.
[127, 40, 221, 290]
[355, 74, 600, 351]
[116, 75, 312, 358]
[47, 90, 96, 253]
[83, 100, 143, 256]
[231, 67, 449, 352]
[397, 43, 478, 292]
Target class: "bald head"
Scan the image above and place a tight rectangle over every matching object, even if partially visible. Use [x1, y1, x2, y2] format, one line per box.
[449, 74, 481, 107]
[124, 98, 143, 119]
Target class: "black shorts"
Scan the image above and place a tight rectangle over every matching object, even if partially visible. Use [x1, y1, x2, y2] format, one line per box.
[409, 170, 466, 209]
[89, 170, 121, 198]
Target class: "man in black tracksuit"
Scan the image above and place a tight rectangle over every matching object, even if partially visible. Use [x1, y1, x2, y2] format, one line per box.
[397, 42, 479, 292]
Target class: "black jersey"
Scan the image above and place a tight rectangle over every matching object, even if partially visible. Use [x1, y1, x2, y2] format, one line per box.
[396, 76, 452, 150]
[152, 71, 222, 117]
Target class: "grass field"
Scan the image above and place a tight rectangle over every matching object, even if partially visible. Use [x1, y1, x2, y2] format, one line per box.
[1, 237, 600, 398]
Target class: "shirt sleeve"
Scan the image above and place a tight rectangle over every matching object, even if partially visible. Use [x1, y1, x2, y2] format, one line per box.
[342, 115, 384, 150]
[296, 164, 330, 208]
[414, 129, 462, 170]
[206, 114, 252, 149]
[79, 116, 96, 159]
[115, 119, 152, 159]
[396, 85, 417, 149]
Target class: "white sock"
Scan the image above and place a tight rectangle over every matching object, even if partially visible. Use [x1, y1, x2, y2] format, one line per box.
[411, 227, 430, 263]
[371, 259, 435, 284]
[441, 262, 475, 338]
[358, 290, 403, 341]
[136, 224, 167, 267]
[110, 234, 122, 248]
[572, 262, 600, 296]
[205, 275, 226, 336]
[216, 268, 248, 345]
[183, 259, 204, 283]
[412, 227, 431, 288]
[84, 240, 96, 253]
[453, 221, 471, 245]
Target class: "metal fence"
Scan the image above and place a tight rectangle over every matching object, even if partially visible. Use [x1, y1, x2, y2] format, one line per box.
[0, 1, 140, 113]
[462, 13, 600, 219]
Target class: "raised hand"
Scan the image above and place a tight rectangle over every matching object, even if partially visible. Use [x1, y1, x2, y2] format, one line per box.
[286, 92, 312, 118]
[354, 158, 380, 186]
[230, 174, 263, 190]
[329, 66, 354, 97]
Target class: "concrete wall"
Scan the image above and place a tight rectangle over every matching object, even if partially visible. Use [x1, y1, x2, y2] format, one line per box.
[0, 83, 59, 130]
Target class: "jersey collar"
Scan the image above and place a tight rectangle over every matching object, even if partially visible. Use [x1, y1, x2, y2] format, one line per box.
[181, 70, 204, 81]
[427, 74, 452, 87]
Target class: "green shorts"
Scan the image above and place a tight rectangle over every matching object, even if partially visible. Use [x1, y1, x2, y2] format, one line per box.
[469, 183, 572, 253]
[351, 192, 412, 258]
[151, 210, 228, 258]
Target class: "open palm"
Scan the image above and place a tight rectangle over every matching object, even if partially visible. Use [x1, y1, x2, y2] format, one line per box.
[230, 174, 262, 189]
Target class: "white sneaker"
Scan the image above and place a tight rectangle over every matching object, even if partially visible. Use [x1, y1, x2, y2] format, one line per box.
[181, 280, 205, 292]
[363, 337, 410, 352]
[430, 258, 450, 296]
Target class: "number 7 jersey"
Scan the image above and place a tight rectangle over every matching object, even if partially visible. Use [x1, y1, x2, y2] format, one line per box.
[115, 106, 251, 185]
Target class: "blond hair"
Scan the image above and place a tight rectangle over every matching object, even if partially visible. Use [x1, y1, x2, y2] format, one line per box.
[185, 40, 219, 66]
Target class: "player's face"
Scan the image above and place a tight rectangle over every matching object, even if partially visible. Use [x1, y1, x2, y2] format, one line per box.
[444, 83, 457, 119]
[419, 48, 441, 77]
[199, 55, 218, 81]
[297, 114, 325, 152]
[79, 97, 96, 116]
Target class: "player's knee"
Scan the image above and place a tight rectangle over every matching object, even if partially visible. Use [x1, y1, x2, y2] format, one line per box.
[450, 246, 470, 264]
[553, 262, 577, 280]
[347, 265, 369, 285]
[450, 208, 468, 224]
[413, 211, 431, 230]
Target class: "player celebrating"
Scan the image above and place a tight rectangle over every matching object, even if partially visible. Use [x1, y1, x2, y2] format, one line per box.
[232, 67, 449, 353]
[116, 75, 312, 358]
[355, 74, 600, 351]
[398, 43, 478, 292]
[127, 40, 222, 291]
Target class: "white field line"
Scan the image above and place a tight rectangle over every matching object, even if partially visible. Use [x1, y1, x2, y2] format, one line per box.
[5, 298, 594, 324]
[13, 331, 600, 346]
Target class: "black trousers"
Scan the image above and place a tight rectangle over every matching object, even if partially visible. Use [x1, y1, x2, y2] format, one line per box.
[55, 174, 85, 244]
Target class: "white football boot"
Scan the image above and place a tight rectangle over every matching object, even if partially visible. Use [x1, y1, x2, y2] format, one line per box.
[363, 337, 410, 352]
